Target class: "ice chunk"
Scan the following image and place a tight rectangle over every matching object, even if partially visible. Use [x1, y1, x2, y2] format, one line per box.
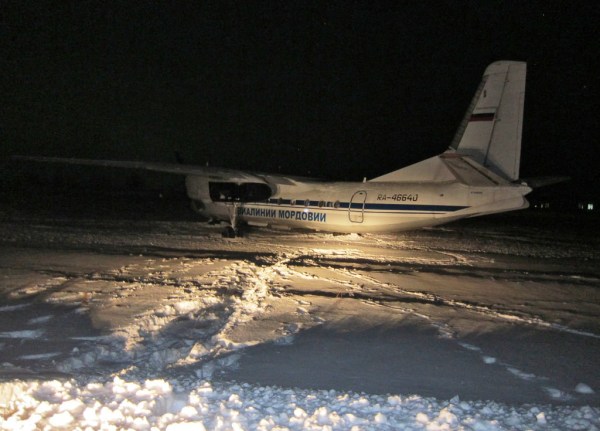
[416, 412, 429, 423]
[19, 352, 61, 360]
[273, 335, 295, 345]
[536, 412, 547, 425]
[458, 342, 481, 352]
[0, 382, 25, 411]
[180, 405, 199, 418]
[294, 407, 307, 418]
[374, 412, 387, 423]
[174, 301, 198, 314]
[27, 315, 54, 324]
[314, 406, 331, 425]
[0, 303, 30, 312]
[507, 367, 536, 381]
[544, 387, 573, 401]
[166, 422, 206, 431]
[387, 395, 402, 406]
[575, 383, 594, 394]
[437, 407, 458, 426]
[0, 329, 45, 339]
[59, 398, 84, 415]
[48, 411, 74, 428]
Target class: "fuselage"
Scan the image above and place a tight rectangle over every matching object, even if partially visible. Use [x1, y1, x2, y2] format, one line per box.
[186, 176, 531, 233]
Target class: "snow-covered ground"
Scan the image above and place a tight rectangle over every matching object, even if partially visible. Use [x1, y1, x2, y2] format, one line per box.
[0, 212, 599, 430]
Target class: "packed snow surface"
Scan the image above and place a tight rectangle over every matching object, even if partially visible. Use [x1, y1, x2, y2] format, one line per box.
[0, 213, 599, 430]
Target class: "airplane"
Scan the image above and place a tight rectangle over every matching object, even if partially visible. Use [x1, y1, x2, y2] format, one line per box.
[16, 61, 539, 237]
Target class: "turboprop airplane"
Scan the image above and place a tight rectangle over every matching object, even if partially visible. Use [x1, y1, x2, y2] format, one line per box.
[16, 61, 534, 237]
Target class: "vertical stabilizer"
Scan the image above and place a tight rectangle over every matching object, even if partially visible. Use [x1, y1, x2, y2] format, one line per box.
[450, 61, 526, 181]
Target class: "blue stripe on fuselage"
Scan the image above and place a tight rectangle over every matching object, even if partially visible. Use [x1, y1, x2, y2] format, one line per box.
[364, 203, 468, 212]
[253, 201, 468, 213]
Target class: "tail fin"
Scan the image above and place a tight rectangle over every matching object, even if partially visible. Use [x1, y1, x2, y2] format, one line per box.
[450, 61, 526, 181]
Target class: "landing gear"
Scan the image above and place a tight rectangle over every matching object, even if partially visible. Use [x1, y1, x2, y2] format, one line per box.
[221, 225, 243, 238]
[222, 202, 243, 238]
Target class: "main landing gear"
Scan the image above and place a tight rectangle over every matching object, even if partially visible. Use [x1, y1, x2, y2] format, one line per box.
[222, 225, 243, 238]
[222, 202, 243, 238]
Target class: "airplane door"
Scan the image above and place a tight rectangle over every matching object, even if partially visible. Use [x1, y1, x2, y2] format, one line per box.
[349, 191, 367, 223]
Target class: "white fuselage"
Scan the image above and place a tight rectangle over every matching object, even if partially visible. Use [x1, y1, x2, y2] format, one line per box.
[186, 176, 531, 233]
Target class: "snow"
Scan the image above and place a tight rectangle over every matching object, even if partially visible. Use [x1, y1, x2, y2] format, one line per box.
[2, 377, 599, 430]
[0, 213, 599, 429]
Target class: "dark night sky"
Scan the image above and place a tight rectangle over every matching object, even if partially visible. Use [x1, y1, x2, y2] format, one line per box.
[2, 1, 599, 200]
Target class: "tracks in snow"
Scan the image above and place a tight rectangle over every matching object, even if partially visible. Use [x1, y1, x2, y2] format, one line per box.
[283, 253, 600, 340]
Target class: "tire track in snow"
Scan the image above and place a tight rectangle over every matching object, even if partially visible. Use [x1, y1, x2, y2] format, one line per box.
[333, 266, 600, 340]
[281, 252, 600, 340]
[301, 254, 600, 287]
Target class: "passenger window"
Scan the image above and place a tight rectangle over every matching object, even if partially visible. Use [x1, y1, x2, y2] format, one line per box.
[304, 199, 310, 207]
[334, 201, 340, 209]
[318, 201, 325, 208]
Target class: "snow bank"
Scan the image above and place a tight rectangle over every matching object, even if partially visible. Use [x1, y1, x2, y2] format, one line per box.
[1, 378, 598, 430]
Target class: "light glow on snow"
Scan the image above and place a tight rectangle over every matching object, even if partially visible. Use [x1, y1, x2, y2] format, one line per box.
[0, 216, 599, 429]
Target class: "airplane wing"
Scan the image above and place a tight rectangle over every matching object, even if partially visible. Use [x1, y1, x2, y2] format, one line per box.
[11, 155, 321, 186]
[12, 155, 264, 181]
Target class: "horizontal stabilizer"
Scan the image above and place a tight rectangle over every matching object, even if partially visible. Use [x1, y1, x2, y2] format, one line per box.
[368, 156, 455, 183]
[521, 176, 570, 189]
[369, 152, 510, 187]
